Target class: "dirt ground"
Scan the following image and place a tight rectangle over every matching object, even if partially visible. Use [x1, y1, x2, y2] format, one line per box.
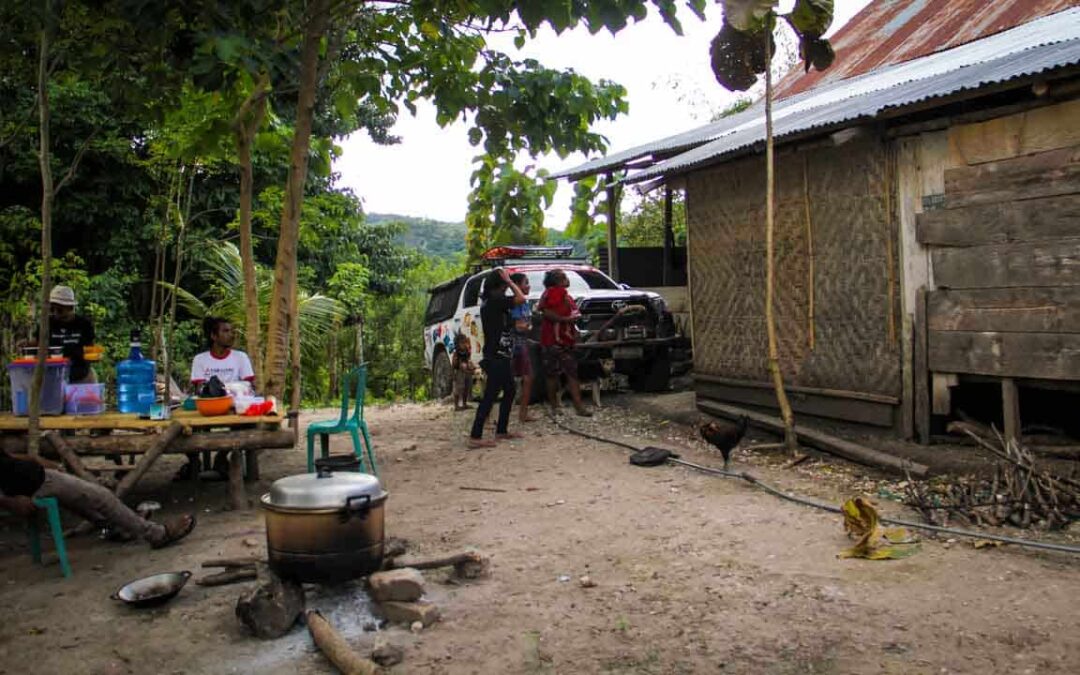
[2, 397, 1080, 674]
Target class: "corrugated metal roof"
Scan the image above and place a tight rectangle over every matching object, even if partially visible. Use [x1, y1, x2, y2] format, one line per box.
[774, 0, 1079, 100]
[549, 101, 760, 181]
[627, 7, 1080, 184]
[553, 4, 1080, 183]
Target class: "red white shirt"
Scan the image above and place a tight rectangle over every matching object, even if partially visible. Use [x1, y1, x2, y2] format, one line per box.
[190, 349, 255, 385]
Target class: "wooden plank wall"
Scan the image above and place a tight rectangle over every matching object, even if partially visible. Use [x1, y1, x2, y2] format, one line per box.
[895, 131, 948, 440]
[917, 99, 1080, 382]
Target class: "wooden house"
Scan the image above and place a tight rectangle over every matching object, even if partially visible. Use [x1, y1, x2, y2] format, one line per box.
[556, 1, 1080, 443]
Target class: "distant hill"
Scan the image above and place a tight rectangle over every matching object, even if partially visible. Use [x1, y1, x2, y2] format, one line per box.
[368, 213, 467, 260]
[367, 212, 588, 260]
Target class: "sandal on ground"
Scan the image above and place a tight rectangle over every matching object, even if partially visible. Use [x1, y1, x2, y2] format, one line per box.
[466, 437, 498, 449]
[575, 407, 594, 417]
[495, 431, 524, 440]
[152, 513, 197, 549]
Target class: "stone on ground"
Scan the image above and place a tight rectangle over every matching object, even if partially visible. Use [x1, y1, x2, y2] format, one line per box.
[368, 568, 426, 602]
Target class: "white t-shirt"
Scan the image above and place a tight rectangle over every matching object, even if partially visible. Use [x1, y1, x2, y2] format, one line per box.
[190, 349, 255, 385]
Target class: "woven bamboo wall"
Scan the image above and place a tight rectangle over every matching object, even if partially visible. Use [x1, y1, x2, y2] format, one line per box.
[687, 136, 902, 397]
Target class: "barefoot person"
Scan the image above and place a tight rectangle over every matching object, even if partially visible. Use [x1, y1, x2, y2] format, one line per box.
[538, 269, 592, 417]
[0, 450, 195, 548]
[468, 268, 526, 448]
[508, 273, 536, 423]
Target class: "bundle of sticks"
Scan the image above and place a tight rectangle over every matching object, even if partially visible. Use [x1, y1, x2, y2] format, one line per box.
[904, 424, 1080, 530]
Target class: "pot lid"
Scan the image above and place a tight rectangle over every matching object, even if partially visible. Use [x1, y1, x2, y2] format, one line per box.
[265, 468, 385, 509]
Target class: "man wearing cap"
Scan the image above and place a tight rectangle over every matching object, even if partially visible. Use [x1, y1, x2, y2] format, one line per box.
[45, 285, 97, 384]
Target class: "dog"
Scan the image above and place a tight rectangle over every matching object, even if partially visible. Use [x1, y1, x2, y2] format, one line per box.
[555, 358, 613, 409]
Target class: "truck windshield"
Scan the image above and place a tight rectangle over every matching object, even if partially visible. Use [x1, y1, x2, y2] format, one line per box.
[523, 269, 619, 296]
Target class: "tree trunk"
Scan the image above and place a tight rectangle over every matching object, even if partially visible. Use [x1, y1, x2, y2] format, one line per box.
[29, 17, 54, 457]
[263, 0, 329, 399]
[289, 279, 301, 411]
[234, 75, 270, 393]
[763, 26, 798, 454]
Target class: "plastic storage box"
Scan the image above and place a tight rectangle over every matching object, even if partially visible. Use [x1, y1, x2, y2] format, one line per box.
[7, 358, 69, 416]
[64, 383, 106, 415]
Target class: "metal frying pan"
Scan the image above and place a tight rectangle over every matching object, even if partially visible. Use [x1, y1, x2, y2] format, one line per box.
[112, 571, 192, 608]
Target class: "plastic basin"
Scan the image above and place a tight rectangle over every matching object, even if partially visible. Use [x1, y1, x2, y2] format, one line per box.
[195, 396, 233, 417]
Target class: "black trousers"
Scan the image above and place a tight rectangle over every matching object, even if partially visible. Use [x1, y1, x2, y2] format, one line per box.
[470, 357, 515, 439]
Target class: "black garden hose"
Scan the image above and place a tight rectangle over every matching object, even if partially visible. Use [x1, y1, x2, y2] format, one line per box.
[550, 415, 1080, 556]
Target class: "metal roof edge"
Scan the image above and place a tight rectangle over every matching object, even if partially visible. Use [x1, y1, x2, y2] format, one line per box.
[626, 30, 1080, 184]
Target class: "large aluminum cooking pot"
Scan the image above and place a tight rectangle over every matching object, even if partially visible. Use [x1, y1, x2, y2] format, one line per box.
[261, 468, 388, 583]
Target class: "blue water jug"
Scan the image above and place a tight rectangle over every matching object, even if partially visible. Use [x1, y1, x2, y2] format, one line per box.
[116, 330, 156, 414]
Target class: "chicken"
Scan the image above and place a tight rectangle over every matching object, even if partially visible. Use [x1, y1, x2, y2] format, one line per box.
[699, 416, 749, 470]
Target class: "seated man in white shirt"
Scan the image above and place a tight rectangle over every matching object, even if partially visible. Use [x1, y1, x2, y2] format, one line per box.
[175, 317, 256, 481]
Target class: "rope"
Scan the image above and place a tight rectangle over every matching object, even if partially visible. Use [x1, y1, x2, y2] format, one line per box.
[550, 414, 1080, 556]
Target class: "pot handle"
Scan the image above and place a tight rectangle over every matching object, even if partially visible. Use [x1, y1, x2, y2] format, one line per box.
[341, 494, 371, 522]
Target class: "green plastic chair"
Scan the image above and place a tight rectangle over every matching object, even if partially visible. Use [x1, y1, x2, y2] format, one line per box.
[306, 365, 377, 476]
[28, 497, 73, 579]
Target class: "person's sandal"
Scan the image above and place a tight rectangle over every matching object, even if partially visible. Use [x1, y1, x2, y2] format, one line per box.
[495, 431, 524, 440]
[152, 513, 197, 549]
[466, 437, 498, 449]
[575, 407, 594, 417]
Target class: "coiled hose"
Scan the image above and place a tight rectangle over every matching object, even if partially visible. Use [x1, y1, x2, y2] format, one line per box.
[551, 416, 1080, 556]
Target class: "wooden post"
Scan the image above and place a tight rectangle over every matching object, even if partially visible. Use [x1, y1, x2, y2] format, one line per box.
[605, 172, 619, 282]
[44, 433, 100, 485]
[115, 421, 183, 499]
[662, 185, 674, 286]
[306, 610, 380, 674]
[1002, 377, 1021, 443]
[913, 287, 931, 444]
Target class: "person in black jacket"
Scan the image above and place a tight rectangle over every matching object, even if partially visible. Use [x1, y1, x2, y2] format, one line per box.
[29, 285, 97, 383]
[467, 268, 526, 448]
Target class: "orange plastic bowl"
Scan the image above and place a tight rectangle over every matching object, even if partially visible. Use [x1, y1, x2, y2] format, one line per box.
[195, 396, 233, 417]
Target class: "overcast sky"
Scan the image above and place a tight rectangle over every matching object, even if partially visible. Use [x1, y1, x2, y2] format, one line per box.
[334, 1, 871, 229]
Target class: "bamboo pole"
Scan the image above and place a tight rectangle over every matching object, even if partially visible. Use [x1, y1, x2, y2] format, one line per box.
[801, 154, 815, 351]
[114, 422, 183, 499]
[29, 14, 55, 457]
[884, 146, 897, 344]
[763, 25, 798, 454]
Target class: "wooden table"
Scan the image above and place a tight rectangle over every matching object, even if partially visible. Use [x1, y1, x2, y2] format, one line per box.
[0, 410, 298, 505]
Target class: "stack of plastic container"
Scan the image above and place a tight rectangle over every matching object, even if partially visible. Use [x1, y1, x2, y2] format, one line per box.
[7, 357, 69, 416]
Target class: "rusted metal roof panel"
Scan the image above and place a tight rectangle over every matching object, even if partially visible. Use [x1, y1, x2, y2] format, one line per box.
[554, 4, 1080, 183]
[775, 0, 1079, 99]
[628, 8, 1080, 184]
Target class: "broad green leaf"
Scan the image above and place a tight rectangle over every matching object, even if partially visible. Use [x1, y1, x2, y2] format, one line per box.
[788, 0, 833, 37]
[800, 36, 836, 72]
[719, 0, 775, 32]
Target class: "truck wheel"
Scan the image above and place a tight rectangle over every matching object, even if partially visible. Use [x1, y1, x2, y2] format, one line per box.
[630, 351, 671, 393]
[432, 350, 454, 399]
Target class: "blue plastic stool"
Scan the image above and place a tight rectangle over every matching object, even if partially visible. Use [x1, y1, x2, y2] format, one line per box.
[306, 365, 378, 477]
[28, 497, 72, 579]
